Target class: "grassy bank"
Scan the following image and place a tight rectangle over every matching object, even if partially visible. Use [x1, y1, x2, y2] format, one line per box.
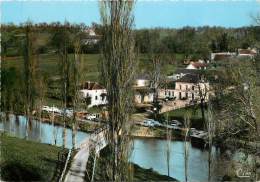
[0, 134, 68, 181]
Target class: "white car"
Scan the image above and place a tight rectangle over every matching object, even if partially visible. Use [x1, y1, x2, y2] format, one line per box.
[49, 106, 62, 115]
[64, 109, 73, 117]
[170, 120, 182, 127]
[42, 106, 51, 112]
[85, 114, 98, 121]
[143, 119, 162, 127]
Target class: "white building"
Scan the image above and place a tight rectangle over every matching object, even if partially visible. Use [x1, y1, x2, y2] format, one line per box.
[134, 88, 154, 104]
[134, 74, 151, 87]
[159, 74, 209, 102]
[80, 82, 107, 108]
[174, 74, 209, 101]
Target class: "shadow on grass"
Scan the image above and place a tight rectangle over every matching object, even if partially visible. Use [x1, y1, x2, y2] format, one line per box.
[1, 161, 41, 181]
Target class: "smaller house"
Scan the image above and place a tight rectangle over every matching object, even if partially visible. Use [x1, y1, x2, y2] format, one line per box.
[82, 28, 101, 45]
[186, 61, 207, 70]
[238, 48, 257, 59]
[80, 81, 107, 108]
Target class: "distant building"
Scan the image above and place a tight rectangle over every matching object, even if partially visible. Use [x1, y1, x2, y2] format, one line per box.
[133, 74, 154, 104]
[80, 81, 107, 108]
[186, 61, 207, 70]
[134, 87, 154, 104]
[134, 74, 151, 88]
[158, 81, 175, 99]
[167, 68, 199, 81]
[82, 28, 101, 45]
[160, 74, 209, 102]
[211, 52, 236, 61]
[237, 48, 257, 59]
[174, 74, 209, 101]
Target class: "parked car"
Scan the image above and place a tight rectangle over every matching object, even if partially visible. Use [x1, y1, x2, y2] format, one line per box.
[170, 120, 182, 127]
[143, 119, 162, 127]
[42, 106, 51, 112]
[64, 108, 73, 117]
[42, 106, 62, 115]
[85, 113, 99, 121]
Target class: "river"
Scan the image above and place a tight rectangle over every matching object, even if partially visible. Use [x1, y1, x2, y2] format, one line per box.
[0, 114, 248, 182]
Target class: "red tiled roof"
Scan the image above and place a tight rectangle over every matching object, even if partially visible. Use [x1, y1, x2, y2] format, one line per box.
[191, 62, 207, 68]
[214, 54, 232, 61]
[238, 49, 256, 55]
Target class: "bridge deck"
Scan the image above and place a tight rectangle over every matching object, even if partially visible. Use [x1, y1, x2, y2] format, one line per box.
[64, 128, 108, 182]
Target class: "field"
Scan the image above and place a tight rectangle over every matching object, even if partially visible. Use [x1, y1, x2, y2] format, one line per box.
[0, 134, 67, 181]
[2, 53, 181, 82]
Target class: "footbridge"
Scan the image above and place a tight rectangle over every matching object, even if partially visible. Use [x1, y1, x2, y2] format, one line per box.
[60, 125, 109, 182]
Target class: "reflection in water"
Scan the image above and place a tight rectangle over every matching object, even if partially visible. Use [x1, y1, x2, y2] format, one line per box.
[130, 138, 226, 182]
[0, 114, 89, 149]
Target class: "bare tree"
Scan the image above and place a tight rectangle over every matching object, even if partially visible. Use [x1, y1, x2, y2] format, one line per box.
[184, 111, 191, 182]
[54, 25, 71, 148]
[99, 1, 137, 181]
[212, 59, 259, 180]
[165, 113, 171, 177]
[206, 101, 215, 182]
[23, 22, 38, 139]
[71, 30, 83, 149]
[197, 75, 209, 125]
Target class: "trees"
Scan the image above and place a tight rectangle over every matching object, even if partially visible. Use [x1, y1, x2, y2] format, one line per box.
[99, 1, 137, 181]
[71, 29, 84, 149]
[23, 23, 38, 138]
[52, 25, 71, 148]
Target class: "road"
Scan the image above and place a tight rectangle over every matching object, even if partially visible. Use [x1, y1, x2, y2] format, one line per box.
[64, 146, 90, 182]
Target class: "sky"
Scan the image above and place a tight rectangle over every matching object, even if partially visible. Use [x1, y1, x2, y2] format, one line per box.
[2, 0, 260, 28]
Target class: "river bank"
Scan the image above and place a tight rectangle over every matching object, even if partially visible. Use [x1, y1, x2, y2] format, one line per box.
[0, 134, 68, 181]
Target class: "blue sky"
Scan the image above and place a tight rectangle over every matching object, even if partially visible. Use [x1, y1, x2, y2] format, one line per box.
[2, 1, 260, 28]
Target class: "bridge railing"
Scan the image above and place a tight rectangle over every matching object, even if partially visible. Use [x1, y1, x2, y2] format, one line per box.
[78, 124, 109, 149]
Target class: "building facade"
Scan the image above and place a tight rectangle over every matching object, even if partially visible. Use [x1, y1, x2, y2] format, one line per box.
[80, 82, 107, 108]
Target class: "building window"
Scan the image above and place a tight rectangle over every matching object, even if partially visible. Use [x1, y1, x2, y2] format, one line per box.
[179, 85, 182, 90]
[192, 86, 195, 90]
[186, 85, 188, 90]
[179, 92, 181, 99]
[165, 91, 167, 96]
[168, 91, 171, 96]
[186, 92, 188, 98]
[172, 91, 174, 97]
[192, 93, 194, 100]
[95, 96, 98, 100]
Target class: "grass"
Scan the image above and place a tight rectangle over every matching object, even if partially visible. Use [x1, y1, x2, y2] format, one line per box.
[0, 134, 67, 181]
[2, 53, 180, 82]
[132, 163, 177, 182]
